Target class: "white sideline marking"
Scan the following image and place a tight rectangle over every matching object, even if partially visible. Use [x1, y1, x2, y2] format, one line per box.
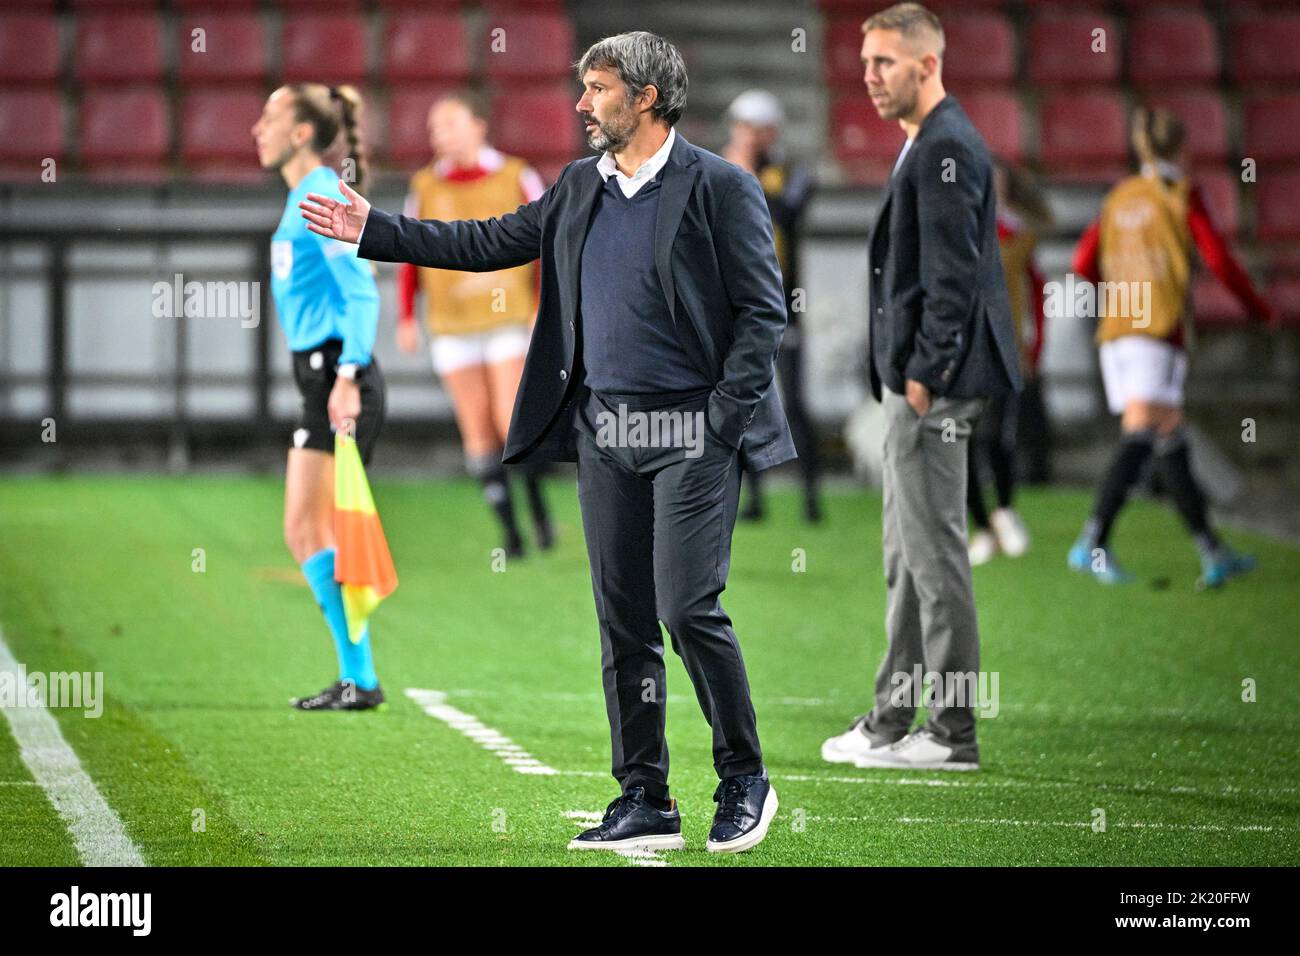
[806, 815, 1300, 833]
[564, 810, 668, 867]
[547, 769, 1294, 801]
[0, 628, 145, 866]
[446, 688, 836, 708]
[407, 689, 672, 868]
[405, 688, 558, 775]
[776, 772, 1297, 799]
[444, 686, 1300, 724]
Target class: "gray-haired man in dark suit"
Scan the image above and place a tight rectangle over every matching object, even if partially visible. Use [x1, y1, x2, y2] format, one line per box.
[301, 31, 791, 852]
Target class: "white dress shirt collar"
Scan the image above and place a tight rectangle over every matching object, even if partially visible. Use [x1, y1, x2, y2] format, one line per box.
[596, 127, 676, 198]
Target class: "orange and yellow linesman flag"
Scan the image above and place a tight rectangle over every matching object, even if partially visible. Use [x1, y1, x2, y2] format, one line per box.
[334, 431, 397, 644]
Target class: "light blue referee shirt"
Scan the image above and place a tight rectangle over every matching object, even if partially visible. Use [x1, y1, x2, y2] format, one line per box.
[270, 165, 380, 368]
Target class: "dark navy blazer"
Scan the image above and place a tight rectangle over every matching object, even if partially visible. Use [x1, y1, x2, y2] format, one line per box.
[867, 95, 1023, 402]
[357, 132, 797, 472]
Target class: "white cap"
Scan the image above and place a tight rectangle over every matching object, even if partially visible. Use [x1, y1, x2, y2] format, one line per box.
[727, 89, 785, 129]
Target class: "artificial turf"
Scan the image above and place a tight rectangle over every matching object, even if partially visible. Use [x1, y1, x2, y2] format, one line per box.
[0, 475, 1296, 866]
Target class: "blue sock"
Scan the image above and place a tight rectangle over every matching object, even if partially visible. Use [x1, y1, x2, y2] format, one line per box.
[301, 547, 378, 691]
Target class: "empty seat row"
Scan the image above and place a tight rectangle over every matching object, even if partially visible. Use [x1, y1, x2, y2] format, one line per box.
[0, 85, 580, 179]
[824, 11, 1300, 87]
[0, 10, 575, 85]
[829, 88, 1300, 177]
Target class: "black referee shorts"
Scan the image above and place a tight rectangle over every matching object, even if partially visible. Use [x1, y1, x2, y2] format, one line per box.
[290, 339, 385, 465]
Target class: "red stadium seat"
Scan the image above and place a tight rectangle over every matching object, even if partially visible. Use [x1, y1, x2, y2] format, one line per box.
[0, 90, 65, 164]
[1144, 89, 1228, 162]
[481, 12, 574, 81]
[829, 92, 907, 185]
[823, 17, 866, 88]
[1127, 11, 1219, 85]
[490, 86, 580, 162]
[1192, 276, 1249, 329]
[76, 13, 165, 84]
[1243, 95, 1300, 164]
[79, 88, 170, 180]
[1038, 90, 1128, 179]
[376, 0, 469, 8]
[180, 89, 265, 172]
[382, 12, 471, 83]
[1229, 15, 1300, 85]
[960, 90, 1023, 162]
[942, 14, 1017, 85]
[1267, 277, 1300, 329]
[1027, 12, 1121, 85]
[0, 14, 60, 84]
[384, 86, 454, 166]
[839, 0, 1008, 10]
[176, 14, 268, 85]
[279, 1, 362, 8]
[1255, 168, 1300, 242]
[1195, 170, 1241, 238]
[280, 14, 367, 83]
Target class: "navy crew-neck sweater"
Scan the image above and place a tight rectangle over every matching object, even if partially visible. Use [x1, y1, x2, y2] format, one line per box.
[579, 171, 711, 400]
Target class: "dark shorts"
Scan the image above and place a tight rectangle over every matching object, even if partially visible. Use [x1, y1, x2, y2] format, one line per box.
[290, 339, 385, 464]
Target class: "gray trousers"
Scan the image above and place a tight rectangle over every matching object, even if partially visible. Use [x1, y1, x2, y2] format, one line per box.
[864, 386, 986, 748]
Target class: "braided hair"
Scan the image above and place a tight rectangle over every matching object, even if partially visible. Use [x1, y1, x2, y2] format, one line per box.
[286, 82, 369, 193]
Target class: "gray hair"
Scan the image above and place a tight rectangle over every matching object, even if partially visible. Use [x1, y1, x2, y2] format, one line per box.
[575, 31, 688, 127]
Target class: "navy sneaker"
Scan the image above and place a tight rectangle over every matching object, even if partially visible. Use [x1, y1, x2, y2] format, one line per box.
[567, 787, 686, 852]
[706, 771, 779, 853]
[291, 680, 385, 711]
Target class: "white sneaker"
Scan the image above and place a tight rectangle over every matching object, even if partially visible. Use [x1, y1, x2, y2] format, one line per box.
[820, 715, 895, 765]
[968, 529, 998, 566]
[853, 729, 980, 771]
[990, 507, 1030, 557]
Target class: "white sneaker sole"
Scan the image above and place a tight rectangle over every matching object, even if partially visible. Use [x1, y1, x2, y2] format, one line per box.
[853, 754, 980, 771]
[567, 833, 685, 852]
[706, 786, 779, 854]
[822, 738, 893, 764]
[821, 739, 865, 763]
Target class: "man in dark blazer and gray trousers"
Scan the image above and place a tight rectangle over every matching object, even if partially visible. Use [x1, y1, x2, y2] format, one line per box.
[821, 3, 1022, 772]
[301, 31, 791, 853]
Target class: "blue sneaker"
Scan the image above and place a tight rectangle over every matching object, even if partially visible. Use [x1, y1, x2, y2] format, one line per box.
[1198, 546, 1257, 591]
[1068, 536, 1134, 585]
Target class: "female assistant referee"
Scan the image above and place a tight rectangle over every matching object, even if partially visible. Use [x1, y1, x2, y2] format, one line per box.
[252, 83, 387, 709]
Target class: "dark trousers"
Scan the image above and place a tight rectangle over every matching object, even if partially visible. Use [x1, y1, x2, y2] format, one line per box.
[573, 386, 763, 802]
[967, 390, 1019, 528]
[744, 335, 820, 506]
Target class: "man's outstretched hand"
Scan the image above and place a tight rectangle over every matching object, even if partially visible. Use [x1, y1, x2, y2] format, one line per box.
[299, 179, 371, 244]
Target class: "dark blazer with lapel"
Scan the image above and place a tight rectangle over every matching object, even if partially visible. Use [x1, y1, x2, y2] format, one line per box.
[357, 132, 797, 472]
[867, 95, 1023, 402]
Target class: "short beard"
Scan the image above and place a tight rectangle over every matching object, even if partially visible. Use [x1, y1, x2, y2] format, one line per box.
[584, 100, 638, 153]
[878, 78, 919, 122]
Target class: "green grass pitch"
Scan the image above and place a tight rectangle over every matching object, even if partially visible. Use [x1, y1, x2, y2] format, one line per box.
[0, 474, 1297, 866]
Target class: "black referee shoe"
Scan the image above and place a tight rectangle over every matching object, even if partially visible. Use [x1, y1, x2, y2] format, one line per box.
[707, 770, 778, 853]
[567, 787, 686, 852]
[291, 680, 386, 711]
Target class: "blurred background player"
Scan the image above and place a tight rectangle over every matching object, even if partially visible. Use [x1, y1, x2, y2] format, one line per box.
[253, 83, 387, 709]
[1067, 107, 1275, 590]
[394, 92, 553, 558]
[967, 161, 1050, 565]
[721, 90, 822, 523]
